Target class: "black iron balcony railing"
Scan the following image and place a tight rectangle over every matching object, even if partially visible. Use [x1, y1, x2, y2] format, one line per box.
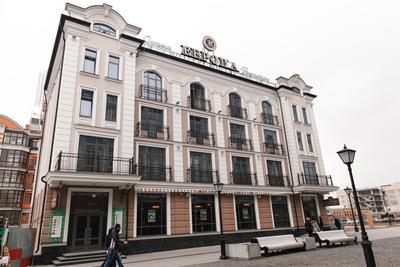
[136, 122, 169, 140]
[261, 113, 279, 126]
[136, 164, 172, 181]
[187, 96, 211, 112]
[227, 105, 247, 119]
[139, 84, 167, 103]
[187, 130, 215, 146]
[296, 173, 333, 186]
[230, 172, 257, 185]
[229, 137, 253, 151]
[187, 169, 219, 183]
[266, 175, 291, 187]
[55, 152, 136, 174]
[264, 143, 285, 155]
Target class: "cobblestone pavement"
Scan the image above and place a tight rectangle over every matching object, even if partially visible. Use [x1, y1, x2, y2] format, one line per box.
[189, 237, 400, 267]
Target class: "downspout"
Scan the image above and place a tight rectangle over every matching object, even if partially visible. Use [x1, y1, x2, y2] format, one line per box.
[34, 21, 66, 254]
[277, 90, 300, 230]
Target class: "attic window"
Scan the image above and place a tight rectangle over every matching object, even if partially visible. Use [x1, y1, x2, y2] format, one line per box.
[292, 87, 301, 94]
[93, 23, 116, 37]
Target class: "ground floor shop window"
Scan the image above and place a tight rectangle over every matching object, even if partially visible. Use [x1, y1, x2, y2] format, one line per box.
[235, 196, 256, 230]
[271, 196, 291, 228]
[191, 195, 216, 233]
[137, 193, 166, 236]
[302, 195, 319, 221]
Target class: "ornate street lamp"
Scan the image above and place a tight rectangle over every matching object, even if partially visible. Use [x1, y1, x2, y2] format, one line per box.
[344, 186, 359, 232]
[213, 182, 228, 260]
[337, 145, 376, 267]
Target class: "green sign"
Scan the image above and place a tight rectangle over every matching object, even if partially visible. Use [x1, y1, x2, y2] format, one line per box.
[112, 208, 126, 236]
[49, 209, 65, 242]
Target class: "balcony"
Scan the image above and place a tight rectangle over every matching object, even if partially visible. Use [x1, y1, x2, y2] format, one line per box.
[187, 96, 211, 112]
[187, 169, 219, 183]
[264, 143, 285, 155]
[297, 174, 333, 186]
[229, 137, 252, 151]
[227, 105, 247, 119]
[139, 84, 167, 103]
[261, 113, 279, 126]
[136, 165, 172, 181]
[230, 172, 257, 185]
[55, 152, 136, 174]
[187, 130, 215, 146]
[136, 122, 169, 140]
[266, 175, 291, 187]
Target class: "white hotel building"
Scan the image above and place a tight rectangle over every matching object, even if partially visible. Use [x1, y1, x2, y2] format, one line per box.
[32, 3, 337, 264]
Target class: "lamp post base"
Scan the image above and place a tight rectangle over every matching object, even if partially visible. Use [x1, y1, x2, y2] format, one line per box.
[219, 238, 228, 260]
[361, 239, 376, 267]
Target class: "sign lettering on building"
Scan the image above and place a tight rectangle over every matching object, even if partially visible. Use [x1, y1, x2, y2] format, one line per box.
[181, 36, 238, 72]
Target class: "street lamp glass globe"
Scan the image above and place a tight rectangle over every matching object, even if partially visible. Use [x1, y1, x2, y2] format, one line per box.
[344, 186, 352, 195]
[337, 145, 356, 164]
[213, 182, 224, 192]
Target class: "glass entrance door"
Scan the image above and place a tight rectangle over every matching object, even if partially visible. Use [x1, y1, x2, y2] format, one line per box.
[302, 195, 319, 221]
[72, 214, 104, 249]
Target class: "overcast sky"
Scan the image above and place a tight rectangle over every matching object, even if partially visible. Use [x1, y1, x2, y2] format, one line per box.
[0, 0, 399, 188]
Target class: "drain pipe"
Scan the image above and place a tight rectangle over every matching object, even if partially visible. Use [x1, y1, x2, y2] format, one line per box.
[34, 20, 66, 255]
[277, 90, 300, 230]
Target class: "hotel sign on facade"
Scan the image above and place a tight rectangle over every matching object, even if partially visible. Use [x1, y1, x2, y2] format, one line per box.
[181, 36, 239, 72]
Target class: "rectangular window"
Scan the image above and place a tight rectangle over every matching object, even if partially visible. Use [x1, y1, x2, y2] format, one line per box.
[138, 146, 166, 181]
[189, 116, 209, 145]
[136, 193, 166, 236]
[139, 107, 165, 139]
[105, 94, 118, 122]
[189, 152, 212, 183]
[108, 56, 119, 79]
[231, 156, 251, 185]
[297, 132, 304, 151]
[292, 105, 299, 122]
[235, 196, 256, 230]
[77, 135, 114, 173]
[271, 196, 291, 228]
[230, 123, 249, 150]
[80, 90, 94, 117]
[303, 162, 318, 185]
[83, 49, 97, 74]
[302, 108, 308, 124]
[191, 195, 216, 232]
[306, 134, 313, 152]
[267, 160, 284, 186]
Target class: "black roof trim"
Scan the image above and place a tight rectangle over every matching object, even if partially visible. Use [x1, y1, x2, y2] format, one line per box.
[277, 85, 293, 91]
[44, 14, 90, 91]
[120, 34, 145, 45]
[138, 47, 277, 91]
[304, 92, 317, 98]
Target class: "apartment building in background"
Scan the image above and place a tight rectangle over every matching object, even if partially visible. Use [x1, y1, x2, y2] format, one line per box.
[32, 3, 338, 264]
[0, 115, 40, 226]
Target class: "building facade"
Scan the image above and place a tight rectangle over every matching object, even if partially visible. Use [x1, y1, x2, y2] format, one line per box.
[32, 3, 337, 263]
[382, 182, 400, 212]
[0, 115, 40, 226]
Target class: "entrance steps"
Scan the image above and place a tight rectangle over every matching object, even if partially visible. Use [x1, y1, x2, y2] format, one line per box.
[52, 250, 127, 266]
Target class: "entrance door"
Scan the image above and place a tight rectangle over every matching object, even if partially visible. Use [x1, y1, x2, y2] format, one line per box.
[302, 196, 319, 221]
[67, 192, 109, 251]
[73, 214, 104, 249]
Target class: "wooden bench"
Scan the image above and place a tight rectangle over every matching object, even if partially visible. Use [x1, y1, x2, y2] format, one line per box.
[313, 230, 357, 247]
[251, 235, 305, 255]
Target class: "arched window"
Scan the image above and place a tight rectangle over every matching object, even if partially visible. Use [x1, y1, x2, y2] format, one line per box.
[93, 23, 116, 37]
[262, 101, 275, 125]
[189, 83, 209, 111]
[292, 87, 301, 94]
[142, 71, 165, 102]
[229, 93, 246, 119]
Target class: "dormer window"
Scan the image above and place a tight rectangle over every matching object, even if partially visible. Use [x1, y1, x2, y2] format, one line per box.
[93, 23, 116, 37]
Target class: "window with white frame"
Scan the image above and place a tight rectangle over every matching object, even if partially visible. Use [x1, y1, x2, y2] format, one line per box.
[296, 132, 304, 151]
[306, 134, 313, 152]
[292, 105, 299, 122]
[93, 23, 116, 37]
[83, 49, 97, 74]
[80, 89, 94, 117]
[105, 94, 118, 122]
[302, 107, 309, 124]
[107, 56, 119, 79]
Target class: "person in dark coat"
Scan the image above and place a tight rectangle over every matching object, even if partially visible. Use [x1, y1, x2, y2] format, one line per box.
[102, 228, 116, 267]
[304, 217, 313, 237]
[334, 217, 342, 229]
[104, 224, 127, 267]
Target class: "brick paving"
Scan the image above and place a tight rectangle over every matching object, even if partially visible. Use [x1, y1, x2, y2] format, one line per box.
[189, 237, 400, 267]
